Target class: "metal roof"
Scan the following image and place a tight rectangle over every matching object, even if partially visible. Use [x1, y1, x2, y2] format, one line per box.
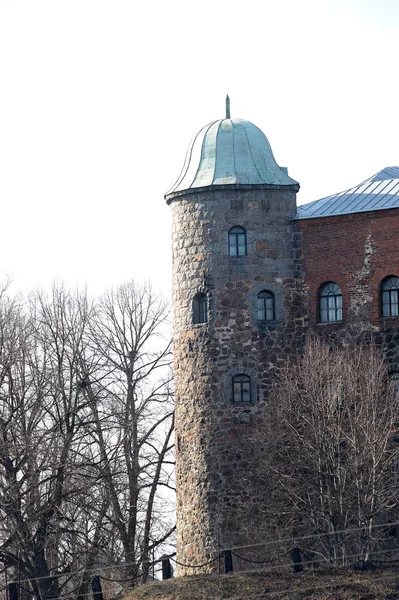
[296, 167, 399, 219]
[165, 118, 298, 199]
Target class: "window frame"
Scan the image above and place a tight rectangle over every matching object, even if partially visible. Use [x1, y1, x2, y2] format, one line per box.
[381, 276, 399, 318]
[192, 292, 208, 325]
[228, 226, 247, 257]
[257, 290, 275, 322]
[232, 374, 251, 404]
[318, 281, 343, 323]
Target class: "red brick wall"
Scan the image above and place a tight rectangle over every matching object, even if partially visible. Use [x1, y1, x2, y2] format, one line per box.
[298, 208, 399, 329]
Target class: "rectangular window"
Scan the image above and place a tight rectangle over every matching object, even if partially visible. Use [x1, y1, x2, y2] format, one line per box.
[232, 375, 251, 403]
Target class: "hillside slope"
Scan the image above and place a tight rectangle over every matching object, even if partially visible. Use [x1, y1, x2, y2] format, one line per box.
[126, 568, 399, 600]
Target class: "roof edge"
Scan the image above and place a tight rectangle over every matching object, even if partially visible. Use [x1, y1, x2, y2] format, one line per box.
[165, 182, 300, 204]
[294, 204, 399, 221]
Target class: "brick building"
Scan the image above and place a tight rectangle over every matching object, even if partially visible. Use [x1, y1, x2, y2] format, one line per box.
[165, 102, 399, 573]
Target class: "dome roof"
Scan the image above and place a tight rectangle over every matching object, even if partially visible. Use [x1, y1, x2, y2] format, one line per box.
[165, 117, 299, 200]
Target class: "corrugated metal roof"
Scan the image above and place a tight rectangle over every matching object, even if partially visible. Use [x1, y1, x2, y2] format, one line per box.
[296, 167, 399, 219]
[165, 118, 298, 199]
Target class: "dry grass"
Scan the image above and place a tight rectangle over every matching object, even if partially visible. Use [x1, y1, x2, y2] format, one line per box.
[125, 567, 399, 600]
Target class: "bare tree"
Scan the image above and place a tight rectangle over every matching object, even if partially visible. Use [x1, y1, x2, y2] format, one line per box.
[0, 282, 175, 598]
[82, 282, 175, 585]
[0, 286, 99, 598]
[260, 339, 399, 566]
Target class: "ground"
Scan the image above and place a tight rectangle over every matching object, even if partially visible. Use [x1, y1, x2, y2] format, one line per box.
[125, 567, 399, 600]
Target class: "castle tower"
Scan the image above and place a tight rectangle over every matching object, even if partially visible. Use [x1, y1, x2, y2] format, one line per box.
[165, 99, 304, 573]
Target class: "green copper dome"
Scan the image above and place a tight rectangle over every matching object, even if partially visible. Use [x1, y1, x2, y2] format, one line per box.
[165, 115, 299, 200]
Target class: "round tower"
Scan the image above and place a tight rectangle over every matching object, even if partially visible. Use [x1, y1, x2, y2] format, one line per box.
[165, 99, 304, 573]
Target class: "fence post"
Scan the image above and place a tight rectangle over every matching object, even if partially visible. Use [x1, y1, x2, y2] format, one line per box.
[91, 575, 104, 600]
[291, 547, 303, 573]
[8, 583, 18, 600]
[224, 550, 233, 574]
[161, 555, 172, 580]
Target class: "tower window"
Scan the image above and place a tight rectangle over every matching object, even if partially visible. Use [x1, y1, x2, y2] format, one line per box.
[232, 374, 251, 403]
[382, 276, 399, 317]
[229, 226, 247, 257]
[319, 282, 342, 323]
[257, 290, 275, 321]
[193, 292, 208, 324]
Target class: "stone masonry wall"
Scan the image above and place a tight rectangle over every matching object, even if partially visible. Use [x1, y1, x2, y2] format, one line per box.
[170, 187, 307, 574]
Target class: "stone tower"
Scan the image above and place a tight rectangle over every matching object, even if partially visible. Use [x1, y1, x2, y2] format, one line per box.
[165, 100, 304, 573]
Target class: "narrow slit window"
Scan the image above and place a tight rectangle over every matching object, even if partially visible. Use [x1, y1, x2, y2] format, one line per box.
[229, 226, 247, 257]
[193, 293, 208, 324]
[232, 374, 251, 403]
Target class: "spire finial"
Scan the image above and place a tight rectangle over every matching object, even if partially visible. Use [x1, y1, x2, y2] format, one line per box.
[225, 94, 231, 119]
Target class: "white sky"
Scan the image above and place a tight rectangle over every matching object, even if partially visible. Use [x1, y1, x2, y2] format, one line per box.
[0, 0, 398, 298]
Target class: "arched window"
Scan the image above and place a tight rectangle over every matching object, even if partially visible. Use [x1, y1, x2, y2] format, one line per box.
[257, 290, 275, 321]
[232, 374, 251, 403]
[229, 226, 247, 257]
[381, 276, 399, 317]
[193, 292, 208, 324]
[319, 282, 342, 323]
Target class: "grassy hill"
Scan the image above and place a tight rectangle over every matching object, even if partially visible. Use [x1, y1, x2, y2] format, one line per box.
[125, 567, 399, 600]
